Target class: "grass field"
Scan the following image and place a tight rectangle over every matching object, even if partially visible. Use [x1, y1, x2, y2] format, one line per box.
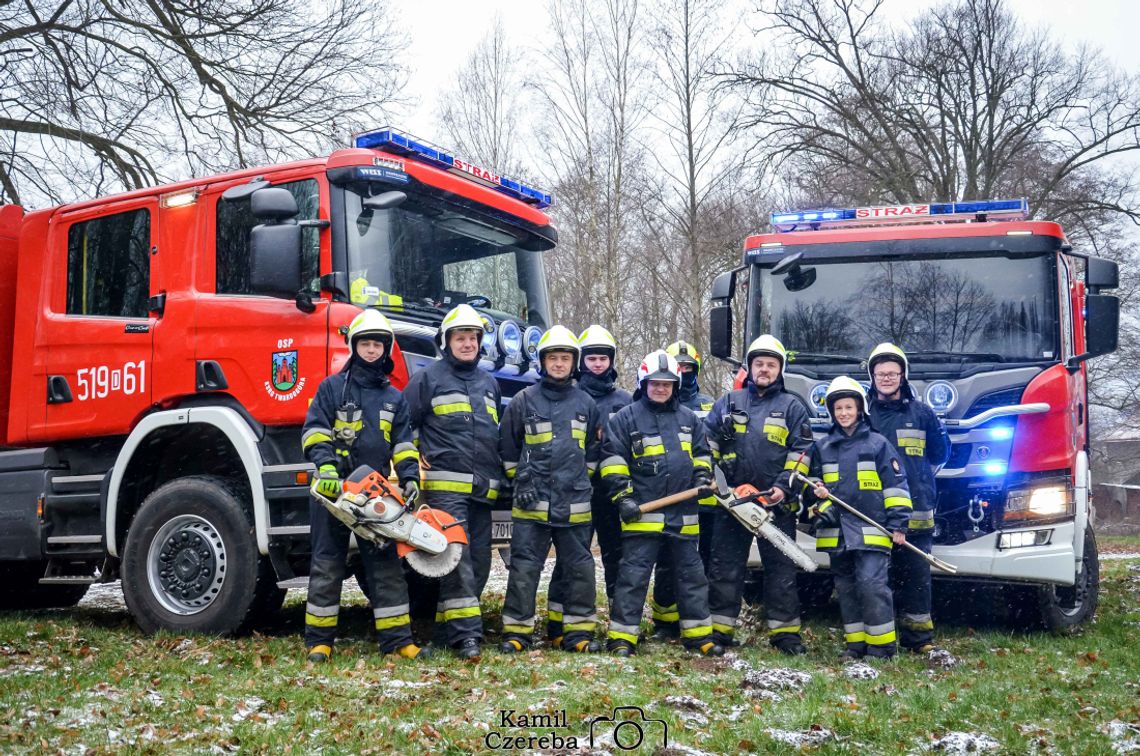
[2, 541, 1140, 754]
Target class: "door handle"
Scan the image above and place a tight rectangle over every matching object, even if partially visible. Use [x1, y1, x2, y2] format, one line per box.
[47, 376, 73, 404]
[196, 361, 229, 392]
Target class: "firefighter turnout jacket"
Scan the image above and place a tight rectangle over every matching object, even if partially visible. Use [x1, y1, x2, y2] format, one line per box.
[403, 356, 504, 502]
[500, 378, 602, 525]
[601, 396, 713, 538]
[806, 419, 913, 552]
[867, 384, 950, 531]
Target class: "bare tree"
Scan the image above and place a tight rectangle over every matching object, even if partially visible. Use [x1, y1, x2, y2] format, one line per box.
[727, 0, 1140, 220]
[436, 17, 523, 173]
[532, 0, 653, 383]
[0, 0, 409, 207]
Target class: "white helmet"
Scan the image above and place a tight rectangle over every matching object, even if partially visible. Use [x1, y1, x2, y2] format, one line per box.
[578, 324, 618, 357]
[824, 375, 867, 418]
[745, 334, 787, 376]
[346, 309, 394, 347]
[537, 325, 581, 372]
[867, 342, 909, 380]
[438, 303, 486, 351]
[637, 349, 681, 388]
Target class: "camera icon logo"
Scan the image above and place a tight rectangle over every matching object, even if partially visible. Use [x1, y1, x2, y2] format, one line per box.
[589, 706, 668, 751]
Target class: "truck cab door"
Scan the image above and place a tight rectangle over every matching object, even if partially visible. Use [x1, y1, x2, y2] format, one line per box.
[30, 198, 158, 441]
[193, 176, 329, 430]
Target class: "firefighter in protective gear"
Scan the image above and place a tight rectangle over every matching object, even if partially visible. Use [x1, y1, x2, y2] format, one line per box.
[705, 334, 814, 654]
[651, 340, 718, 638]
[547, 324, 631, 642]
[866, 343, 950, 652]
[404, 303, 503, 659]
[804, 375, 913, 660]
[301, 309, 427, 663]
[601, 351, 723, 658]
[499, 326, 603, 653]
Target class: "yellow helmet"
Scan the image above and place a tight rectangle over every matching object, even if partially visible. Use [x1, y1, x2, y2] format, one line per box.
[745, 334, 787, 376]
[867, 342, 908, 380]
[537, 325, 581, 368]
[346, 309, 394, 346]
[824, 375, 867, 418]
[438, 303, 486, 350]
[665, 340, 702, 373]
[578, 324, 618, 356]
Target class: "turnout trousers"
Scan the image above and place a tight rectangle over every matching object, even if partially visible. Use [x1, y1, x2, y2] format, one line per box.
[607, 535, 712, 651]
[425, 493, 491, 647]
[892, 530, 934, 650]
[831, 548, 897, 658]
[502, 521, 597, 649]
[305, 498, 414, 653]
[706, 507, 802, 648]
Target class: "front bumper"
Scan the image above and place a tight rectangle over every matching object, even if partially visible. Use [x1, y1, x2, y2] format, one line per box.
[747, 521, 1077, 586]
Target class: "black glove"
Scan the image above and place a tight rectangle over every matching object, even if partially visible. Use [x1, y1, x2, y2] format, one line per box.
[809, 501, 842, 534]
[714, 414, 736, 446]
[694, 469, 713, 490]
[513, 468, 540, 510]
[618, 497, 642, 524]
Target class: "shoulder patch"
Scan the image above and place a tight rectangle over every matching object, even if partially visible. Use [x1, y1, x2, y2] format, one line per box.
[576, 413, 587, 423]
[680, 424, 693, 433]
[891, 458, 901, 474]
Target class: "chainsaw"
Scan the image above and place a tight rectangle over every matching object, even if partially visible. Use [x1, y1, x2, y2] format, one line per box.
[710, 466, 818, 572]
[310, 466, 468, 578]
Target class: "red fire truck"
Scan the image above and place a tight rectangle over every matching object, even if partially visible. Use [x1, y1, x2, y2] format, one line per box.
[709, 199, 1119, 631]
[0, 128, 554, 634]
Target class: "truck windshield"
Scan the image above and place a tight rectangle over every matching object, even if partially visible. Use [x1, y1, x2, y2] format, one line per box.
[341, 187, 552, 328]
[751, 253, 1058, 365]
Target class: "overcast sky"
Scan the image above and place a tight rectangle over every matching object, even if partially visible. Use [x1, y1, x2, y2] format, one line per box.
[389, 0, 1137, 140]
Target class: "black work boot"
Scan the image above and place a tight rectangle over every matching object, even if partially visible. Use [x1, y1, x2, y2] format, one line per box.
[499, 638, 528, 654]
[455, 638, 481, 659]
[774, 637, 807, 656]
[608, 640, 635, 657]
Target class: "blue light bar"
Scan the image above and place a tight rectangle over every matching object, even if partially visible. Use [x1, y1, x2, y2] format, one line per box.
[352, 127, 553, 209]
[770, 198, 1028, 232]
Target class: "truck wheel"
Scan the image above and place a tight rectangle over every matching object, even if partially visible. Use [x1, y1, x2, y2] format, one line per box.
[1038, 526, 1099, 634]
[121, 476, 259, 635]
[0, 561, 89, 609]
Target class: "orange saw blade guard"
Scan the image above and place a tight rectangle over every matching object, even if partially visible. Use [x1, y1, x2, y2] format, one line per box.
[343, 466, 404, 504]
[396, 507, 469, 558]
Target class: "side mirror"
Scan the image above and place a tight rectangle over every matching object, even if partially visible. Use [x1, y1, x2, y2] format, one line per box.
[248, 186, 302, 298]
[250, 187, 299, 220]
[1067, 293, 1119, 369]
[362, 191, 408, 211]
[1087, 256, 1119, 292]
[710, 304, 734, 362]
[709, 270, 737, 363]
[250, 224, 302, 297]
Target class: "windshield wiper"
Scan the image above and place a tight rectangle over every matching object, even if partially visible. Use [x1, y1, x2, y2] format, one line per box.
[375, 301, 448, 319]
[788, 352, 862, 365]
[907, 350, 1005, 363]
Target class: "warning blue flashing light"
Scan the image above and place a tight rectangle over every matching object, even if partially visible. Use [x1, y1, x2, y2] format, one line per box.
[983, 461, 1007, 476]
[989, 426, 1014, 441]
[352, 127, 553, 209]
[769, 199, 1028, 232]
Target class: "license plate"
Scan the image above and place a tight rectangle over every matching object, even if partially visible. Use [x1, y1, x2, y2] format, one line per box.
[492, 520, 513, 543]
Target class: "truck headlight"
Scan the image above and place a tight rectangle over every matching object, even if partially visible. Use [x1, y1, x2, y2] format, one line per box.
[1004, 483, 1073, 523]
[498, 320, 523, 360]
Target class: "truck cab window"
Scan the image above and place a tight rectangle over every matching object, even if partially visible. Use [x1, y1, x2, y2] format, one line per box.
[216, 178, 320, 295]
[66, 208, 150, 318]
